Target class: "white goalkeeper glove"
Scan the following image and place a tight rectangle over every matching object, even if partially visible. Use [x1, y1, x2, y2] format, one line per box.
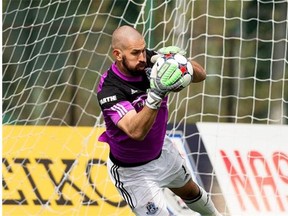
[158, 46, 186, 55]
[146, 56, 183, 109]
[150, 46, 186, 63]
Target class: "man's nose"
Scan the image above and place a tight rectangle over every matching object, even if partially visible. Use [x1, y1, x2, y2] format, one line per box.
[139, 52, 146, 62]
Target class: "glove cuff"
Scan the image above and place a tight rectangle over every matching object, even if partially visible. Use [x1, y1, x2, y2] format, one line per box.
[146, 91, 162, 109]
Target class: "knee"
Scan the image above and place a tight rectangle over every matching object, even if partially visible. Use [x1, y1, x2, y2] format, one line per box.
[170, 179, 200, 200]
[180, 187, 200, 200]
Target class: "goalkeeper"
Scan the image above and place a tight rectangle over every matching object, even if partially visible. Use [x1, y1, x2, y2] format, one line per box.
[97, 25, 221, 216]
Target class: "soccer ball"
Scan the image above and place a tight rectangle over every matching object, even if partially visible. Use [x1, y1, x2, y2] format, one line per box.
[154, 53, 193, 92]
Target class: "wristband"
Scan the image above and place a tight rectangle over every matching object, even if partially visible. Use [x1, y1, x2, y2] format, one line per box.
[146, 91, 162, 109]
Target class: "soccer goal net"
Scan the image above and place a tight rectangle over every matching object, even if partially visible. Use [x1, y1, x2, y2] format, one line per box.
[2, 1, 288, 216]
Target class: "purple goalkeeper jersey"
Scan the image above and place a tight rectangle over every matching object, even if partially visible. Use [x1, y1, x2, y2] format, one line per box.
[97, 50, 168, 165]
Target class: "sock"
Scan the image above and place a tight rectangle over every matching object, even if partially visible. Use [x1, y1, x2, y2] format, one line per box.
[183, 186, 222, 216]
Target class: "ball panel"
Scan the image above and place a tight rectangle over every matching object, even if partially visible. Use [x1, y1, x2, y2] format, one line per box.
[174, 53, 187, 64]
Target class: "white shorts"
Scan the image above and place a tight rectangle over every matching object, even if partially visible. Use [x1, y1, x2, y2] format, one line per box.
[107, 135, 192, 216]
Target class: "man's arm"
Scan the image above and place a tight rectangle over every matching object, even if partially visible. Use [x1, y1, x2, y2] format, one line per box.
[116, 60, 206, 141]
[117, 51, 206, 141]
[117, 106, 158, 141]
[190, 60, 206, 83]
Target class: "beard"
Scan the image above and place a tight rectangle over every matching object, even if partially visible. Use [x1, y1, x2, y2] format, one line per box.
[122, 56, 146, 76]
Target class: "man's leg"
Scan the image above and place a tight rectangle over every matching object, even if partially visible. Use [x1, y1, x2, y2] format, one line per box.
[107, 159, 170, 216]
[170, 178, 221, 216]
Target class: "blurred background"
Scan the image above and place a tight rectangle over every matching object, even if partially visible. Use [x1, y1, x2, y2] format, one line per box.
[2, 1, 288, 216]
[2, 0, 288, 126]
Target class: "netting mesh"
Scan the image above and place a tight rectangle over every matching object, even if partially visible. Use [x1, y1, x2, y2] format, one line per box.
[2, 1, 288, 215]
[3, 0, 287, 127]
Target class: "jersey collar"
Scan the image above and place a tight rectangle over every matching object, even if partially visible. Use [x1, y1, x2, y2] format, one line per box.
[112, 62, 144, 82]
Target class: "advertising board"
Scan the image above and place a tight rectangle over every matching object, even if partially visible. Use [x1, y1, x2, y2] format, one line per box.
[2, 126, 132, 216]
[197, 123, 288, 216]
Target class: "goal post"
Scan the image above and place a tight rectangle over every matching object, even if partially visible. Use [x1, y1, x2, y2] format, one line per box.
[2, 0, 288, 216]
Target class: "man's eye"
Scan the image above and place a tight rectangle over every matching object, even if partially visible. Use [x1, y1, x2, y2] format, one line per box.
[132, 51, 140, 55]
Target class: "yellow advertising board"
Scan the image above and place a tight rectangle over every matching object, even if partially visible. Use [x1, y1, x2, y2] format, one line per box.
[2, 125, 133, 216]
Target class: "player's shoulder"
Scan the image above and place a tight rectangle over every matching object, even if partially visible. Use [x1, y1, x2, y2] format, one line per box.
[98, 67, 118, 90]
[97, 67, 130, 101]
[97, 72, 123, 108]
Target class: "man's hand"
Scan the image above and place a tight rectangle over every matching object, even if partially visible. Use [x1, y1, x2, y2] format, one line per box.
[146, 46, 193, 109]
[150, 61, 182, 95]
[158, 46, 186, 55]
[150, 46, 186, 64]
[146, 56, 183, 109]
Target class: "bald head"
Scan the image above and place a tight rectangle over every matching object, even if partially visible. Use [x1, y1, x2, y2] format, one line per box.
[111, 26, 147, 76]
[112, 25, 144, 50]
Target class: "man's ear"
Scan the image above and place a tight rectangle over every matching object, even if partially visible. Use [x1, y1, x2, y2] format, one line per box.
[113, 49, 122, 61]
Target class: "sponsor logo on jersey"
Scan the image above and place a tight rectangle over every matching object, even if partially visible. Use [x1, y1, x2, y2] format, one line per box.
[99, 95, 117, 105]
[146, 202, 158, 215]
